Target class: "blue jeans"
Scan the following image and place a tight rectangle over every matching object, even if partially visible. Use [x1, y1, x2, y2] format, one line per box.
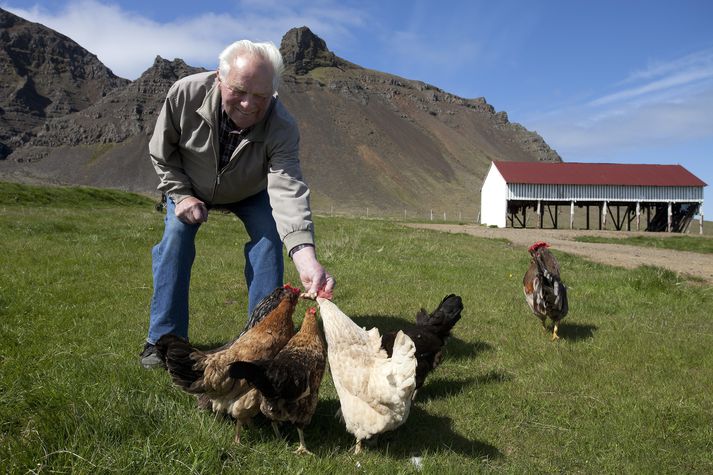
[147, 190, 283, 344]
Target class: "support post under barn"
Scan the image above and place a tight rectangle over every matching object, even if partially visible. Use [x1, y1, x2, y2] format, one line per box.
[602, 201, 608, 230]
[537, 200, 542, 229]
[570, 201, 575, 229]
[636, 201, 641, 231]
[667, 202, 672, 233]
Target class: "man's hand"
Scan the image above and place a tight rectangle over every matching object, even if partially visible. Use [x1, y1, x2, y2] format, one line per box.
[291, 245, 335, 298]
[175, 196, 209, 224]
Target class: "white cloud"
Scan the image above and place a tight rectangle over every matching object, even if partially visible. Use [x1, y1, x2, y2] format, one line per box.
[590, 67, 713, 107]
[540, 90, 713, 152]
[622, 48, 713, 84]
[2, 0, 366, 79]
[526, 48, 713, 160]
[590, 49, 713, 107]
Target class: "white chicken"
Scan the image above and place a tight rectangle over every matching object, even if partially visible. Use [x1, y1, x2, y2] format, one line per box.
[316, 297, 417, 454]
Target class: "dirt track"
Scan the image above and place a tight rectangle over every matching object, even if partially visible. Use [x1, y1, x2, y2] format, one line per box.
[404, 224, 713, 284]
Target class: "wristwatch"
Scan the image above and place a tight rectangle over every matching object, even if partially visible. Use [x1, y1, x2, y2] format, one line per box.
[289, 243, 315, 259]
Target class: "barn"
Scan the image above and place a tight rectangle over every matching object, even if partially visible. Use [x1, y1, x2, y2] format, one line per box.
[480, 161, 707, 233]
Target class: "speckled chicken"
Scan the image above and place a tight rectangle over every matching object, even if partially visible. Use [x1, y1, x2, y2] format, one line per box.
[155, 284, 300, 442]
[229, 307, 326, 455]
[523, 242, 569, 340]
[315, 296, 416, 454]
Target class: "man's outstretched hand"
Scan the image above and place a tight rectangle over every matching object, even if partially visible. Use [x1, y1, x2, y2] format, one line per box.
[291, 245, 335, 299]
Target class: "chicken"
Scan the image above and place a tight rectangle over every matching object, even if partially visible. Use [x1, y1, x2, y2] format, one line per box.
[229, 307, 326, 455]
[381, 294, 463, 395]
[523, 241, 569, 340]
[315, 296, 417, 454]
[155, 284, 300, 443]
[205, 284, 296, 355]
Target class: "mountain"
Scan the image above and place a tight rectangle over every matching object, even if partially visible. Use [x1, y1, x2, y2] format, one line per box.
[0, 8, 128, 159]
[0, 11, 560, 217]
[277, 27, 559, 215]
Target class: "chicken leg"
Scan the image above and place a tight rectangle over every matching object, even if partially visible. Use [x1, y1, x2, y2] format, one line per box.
[293, 428, 314, 456]
[234, 421, 244, 444]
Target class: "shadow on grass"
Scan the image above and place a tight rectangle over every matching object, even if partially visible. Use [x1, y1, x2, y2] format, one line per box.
[375, 406, 502, 460]
[352, 314, 492, 361]
[417, 369, 510, 402]
[446, 337, 494, 360]
[300, 398, 501, 460]
[557, 322, 597, 341]
[205, 391, 502, 460]
[416, 376, 478, 401]
[352, 313, 419, 331]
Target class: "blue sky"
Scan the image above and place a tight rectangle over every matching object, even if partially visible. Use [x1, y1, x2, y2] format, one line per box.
[4, 0, 713, 206]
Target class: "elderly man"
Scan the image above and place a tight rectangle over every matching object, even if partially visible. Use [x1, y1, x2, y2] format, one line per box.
[140, 40, 334, 368]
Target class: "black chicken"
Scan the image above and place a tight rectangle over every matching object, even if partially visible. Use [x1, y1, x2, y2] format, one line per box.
[380, 294, 463, 395]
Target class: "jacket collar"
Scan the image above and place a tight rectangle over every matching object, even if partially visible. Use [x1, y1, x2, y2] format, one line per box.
[197, 74, 276, 143]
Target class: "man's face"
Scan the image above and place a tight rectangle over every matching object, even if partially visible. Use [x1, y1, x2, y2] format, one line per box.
[218, 54, 274, 129]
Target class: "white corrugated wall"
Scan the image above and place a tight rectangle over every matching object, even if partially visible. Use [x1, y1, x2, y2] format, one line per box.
[507, 183, 704, 202]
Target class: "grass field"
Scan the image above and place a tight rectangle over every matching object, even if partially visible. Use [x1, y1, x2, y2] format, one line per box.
[574, 234, 713, 254]
[1, 182, 712, 474]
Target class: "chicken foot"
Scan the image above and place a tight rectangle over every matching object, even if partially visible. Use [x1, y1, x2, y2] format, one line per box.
[293, 428, 314, 456]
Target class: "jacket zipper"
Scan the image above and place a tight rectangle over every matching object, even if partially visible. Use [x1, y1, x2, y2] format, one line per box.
[212, 138, 251, 201]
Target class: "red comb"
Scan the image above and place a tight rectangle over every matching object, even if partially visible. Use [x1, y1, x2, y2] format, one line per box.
[528, 241, 549, 253]
[283, 283, 301, 295]
[307, 307, 317, 316]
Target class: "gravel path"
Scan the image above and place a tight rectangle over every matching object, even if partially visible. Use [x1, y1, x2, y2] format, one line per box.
[404, 224, 713, 284]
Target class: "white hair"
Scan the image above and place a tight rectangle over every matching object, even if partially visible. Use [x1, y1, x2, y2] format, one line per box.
[218, 40, 284, 93]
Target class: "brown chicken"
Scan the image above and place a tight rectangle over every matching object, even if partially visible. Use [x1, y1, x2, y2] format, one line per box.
[229, 307, 326, 455]
[155, 284, 300, 442]
[523, 241, 569, 340]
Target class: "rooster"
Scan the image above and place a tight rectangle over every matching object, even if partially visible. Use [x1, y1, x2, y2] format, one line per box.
[523, 242, 569, 340]
[229, 307, 326, 455]
[315, 296, 416, 454]
[381, 294, 463, 395]
[155, 284, 300, 443]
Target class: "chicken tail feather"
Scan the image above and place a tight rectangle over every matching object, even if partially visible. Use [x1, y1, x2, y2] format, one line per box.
[155, 334, 205, 393]
[415, 294, 463, 338]
[228, 361, 277, 398]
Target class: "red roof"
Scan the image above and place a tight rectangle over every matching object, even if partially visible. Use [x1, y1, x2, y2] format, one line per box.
[493, 161, 707, 187]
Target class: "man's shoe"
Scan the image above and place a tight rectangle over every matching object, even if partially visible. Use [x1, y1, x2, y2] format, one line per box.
[140, 342, 164, 369]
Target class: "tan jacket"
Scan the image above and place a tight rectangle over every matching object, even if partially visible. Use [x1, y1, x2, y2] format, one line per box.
[149, 71, 313, 251]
